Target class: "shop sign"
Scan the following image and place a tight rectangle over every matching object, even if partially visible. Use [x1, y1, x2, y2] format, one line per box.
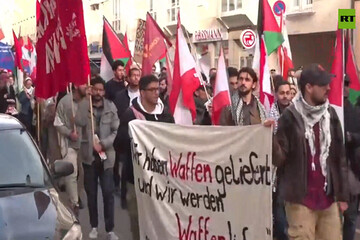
[193, 29, 228, 42]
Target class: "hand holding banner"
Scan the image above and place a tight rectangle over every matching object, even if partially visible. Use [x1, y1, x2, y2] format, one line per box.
[129, 121, 273, 240]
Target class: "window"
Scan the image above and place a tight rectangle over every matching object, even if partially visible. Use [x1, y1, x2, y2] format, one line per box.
[293, 0, 313, 11]
[222, 0, 242, 13]
[167, 0, 179, 23]
[150, 0, 157, 21]
[0, 129, 50, 187]
[90, 3, 99, 10]
[214, 41, 229, 67]
[112, 0, 121, 32]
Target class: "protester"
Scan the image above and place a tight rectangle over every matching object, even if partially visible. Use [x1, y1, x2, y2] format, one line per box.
[160, 66, 167, 75]
[105, 60, 126, 102]
[77, 77, 119, 240]
[272, 75, 284, 92]
[288, 68, 298, 88]
[0, 70, 9, 114]
[194, 85, 212, 125]
[209, 67, 216, 78]
[289, 84, 297, 100]
[269, 80, 292, 240]
[159, 74, 169, 110]
[270, 69, 276, 78]
[209, 74, 216, 91]
[18, 77, 35, 134]
[41, 97, 61, 165]
[273, 64, 349, 240]
[113, 67, 141, 207]
[7, 74, 16, 101]
[269, 79, 292, 133]
[54, 83, 87, 214]
[113, 75, 174, 240]
[343, 76, 360, 240]
[151, 65, 157, 76]
[227, 67, 238, 92]
[221, 67, 267, 126]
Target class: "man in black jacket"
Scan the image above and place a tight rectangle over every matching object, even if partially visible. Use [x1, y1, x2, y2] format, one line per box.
[0, 70, 9, 113]
[112, 67, 140, 206]
[343, 76, 360, 240]
[105, 60, 126, 102]
[113, 75, 174, 240]
[273, 64, 349, 240]
[113, 68, 140, 119]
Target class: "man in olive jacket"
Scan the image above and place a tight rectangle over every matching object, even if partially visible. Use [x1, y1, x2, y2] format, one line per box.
[77, 77, 119, 240]
[273, 64, 349, 240]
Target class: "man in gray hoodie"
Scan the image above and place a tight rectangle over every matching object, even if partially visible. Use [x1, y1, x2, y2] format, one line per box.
[54, 83, 87, 212]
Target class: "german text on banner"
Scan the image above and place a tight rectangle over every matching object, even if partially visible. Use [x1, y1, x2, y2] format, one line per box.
[129, 121, 273, 240]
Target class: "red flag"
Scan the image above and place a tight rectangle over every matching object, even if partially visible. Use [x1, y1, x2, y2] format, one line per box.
[329, 29, 343, 107]
[212, 46, 231, 125]
[0, 28, 4, 41]
[169, 12, 200, 125]
[346, 33, 360, 91]
[142, 12, 171, 76]
[35, 0, 90, 98]
[12, 30, 23, 71]
[278, 12, 293, 80]
[36, 0, 40, 24]
[124, 32, 133, 74]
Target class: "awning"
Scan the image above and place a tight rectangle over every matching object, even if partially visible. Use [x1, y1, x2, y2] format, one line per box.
[164, 23, 192, 37]
[217, 14, 255, 31]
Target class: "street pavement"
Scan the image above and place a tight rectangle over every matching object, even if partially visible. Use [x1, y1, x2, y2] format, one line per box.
[76, 185, 360, 240]
[79, 189, 133, 240]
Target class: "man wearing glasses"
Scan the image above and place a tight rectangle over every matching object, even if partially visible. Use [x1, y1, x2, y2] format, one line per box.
[114, 75, 174, 240]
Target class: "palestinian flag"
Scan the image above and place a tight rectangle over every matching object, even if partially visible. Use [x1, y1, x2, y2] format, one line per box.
[345, 31, 360, 105]
[262, 0, 284, 55]
[329, 29, 344, 128]
[100, 17, 131, 81]
[253, 0, 283, 110]
[329, 28, 360, 131]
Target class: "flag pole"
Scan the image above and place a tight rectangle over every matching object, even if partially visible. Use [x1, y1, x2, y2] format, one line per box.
[88, 76, 95, 141]
[183, 24, 211, 101]
[280, 11, 284, 77]
[37, 102, 40, 144]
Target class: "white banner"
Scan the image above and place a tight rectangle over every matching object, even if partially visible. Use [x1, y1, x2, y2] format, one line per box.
[129, 121, 273, 240]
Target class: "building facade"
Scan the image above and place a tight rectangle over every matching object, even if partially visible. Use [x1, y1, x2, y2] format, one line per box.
[2, 0, 358, 75]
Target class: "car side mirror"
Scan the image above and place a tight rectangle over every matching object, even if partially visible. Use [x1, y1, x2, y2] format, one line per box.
[53, 160, 74, 179]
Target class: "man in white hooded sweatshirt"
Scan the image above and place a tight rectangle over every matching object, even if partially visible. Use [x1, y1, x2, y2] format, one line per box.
[113, 74, 174, 240]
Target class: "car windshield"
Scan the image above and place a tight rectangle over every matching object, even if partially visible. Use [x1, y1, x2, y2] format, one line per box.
[0, 129, 50, 188]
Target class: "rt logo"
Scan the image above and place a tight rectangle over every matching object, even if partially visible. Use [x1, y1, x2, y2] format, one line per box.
[339, 9, 356, 29]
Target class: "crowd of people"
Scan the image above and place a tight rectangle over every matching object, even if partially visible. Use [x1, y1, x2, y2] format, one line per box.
[1, 60, 360, 240]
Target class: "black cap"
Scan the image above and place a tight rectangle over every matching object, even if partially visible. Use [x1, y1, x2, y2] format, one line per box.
[299, 64, 334, 86]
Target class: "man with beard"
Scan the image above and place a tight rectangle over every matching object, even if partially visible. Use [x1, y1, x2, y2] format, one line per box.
[270, 79, 292, 134]
[77, 77, 119, 240]
[113, 67, 141, 208]
[54, 83, 87, 214]
[159, 74, 169, 109]
[221, 67, 267, 126]
[273, 64, 349, 240]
